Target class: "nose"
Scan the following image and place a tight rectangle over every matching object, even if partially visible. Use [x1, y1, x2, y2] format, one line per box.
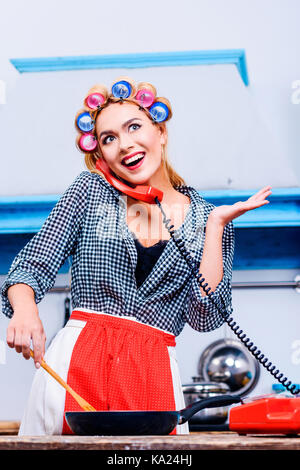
[119, 132, 135, 153]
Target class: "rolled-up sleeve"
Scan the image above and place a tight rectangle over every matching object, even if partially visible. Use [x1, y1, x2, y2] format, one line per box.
[1, 171, 91, 318]
[184, 220, 235, 332]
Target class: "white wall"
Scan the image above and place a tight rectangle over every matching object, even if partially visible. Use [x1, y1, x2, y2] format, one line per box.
[0, 0, 299, 194]
[0, 0, 300, 420]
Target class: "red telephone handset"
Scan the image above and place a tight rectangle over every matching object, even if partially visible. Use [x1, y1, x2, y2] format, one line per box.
[95, 159, 163, 204]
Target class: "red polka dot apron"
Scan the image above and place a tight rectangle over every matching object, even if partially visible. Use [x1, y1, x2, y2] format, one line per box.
[62, 310, 178, 435]
[18, 309, 189, 436]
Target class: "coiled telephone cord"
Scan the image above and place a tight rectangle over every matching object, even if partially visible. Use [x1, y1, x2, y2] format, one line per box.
[155, 197, 300, 396]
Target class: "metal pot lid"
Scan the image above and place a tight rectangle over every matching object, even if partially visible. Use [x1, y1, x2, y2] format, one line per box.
[198, 338, 260, 397]
[182, 381, 230, 394]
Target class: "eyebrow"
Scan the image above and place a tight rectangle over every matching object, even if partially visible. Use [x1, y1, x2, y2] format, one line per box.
[99, 118, 143, 139]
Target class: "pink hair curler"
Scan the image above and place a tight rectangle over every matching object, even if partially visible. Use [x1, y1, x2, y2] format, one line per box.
[85, 93, 106, 110]
[135, 89, 155, 108]
[79, 133, 98, 152]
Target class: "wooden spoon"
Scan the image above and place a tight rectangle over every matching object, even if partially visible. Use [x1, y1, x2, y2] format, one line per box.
[30, 349, 96, 412]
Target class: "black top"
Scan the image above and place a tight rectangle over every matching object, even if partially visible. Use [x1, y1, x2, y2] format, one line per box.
[133, 236, 169, 288]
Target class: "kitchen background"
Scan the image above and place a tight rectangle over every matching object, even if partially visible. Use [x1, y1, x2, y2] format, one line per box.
[0, 0, 299, 420]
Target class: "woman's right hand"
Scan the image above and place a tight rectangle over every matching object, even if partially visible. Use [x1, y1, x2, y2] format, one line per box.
[6, 305, 46, 369]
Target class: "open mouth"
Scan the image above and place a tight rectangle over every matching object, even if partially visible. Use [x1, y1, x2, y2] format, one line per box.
[121, 152, 145, 169]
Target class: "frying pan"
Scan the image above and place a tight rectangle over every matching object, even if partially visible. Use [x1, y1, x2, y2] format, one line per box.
[65, 394, 242, 435]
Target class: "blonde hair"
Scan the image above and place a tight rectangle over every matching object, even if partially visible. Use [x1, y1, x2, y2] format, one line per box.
[75, 78, 186, 188]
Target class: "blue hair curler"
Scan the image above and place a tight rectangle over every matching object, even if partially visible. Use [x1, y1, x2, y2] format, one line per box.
[149, 101, 169, 122]
[77, 112, 94, 132]
[111, 80, 132, 99]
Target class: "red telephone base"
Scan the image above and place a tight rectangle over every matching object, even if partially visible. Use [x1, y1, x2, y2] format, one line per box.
[229, 397, 300, 435]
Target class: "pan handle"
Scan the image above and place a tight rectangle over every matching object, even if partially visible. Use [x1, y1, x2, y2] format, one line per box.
[178, 394, 242, 424]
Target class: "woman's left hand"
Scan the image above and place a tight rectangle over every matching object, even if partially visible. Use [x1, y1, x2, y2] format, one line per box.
[209, 186, 272, 227]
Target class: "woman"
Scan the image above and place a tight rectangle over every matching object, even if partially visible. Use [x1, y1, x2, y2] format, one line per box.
[2, 77, 271, 435]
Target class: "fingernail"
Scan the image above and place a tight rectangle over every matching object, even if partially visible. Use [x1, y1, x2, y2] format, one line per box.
[36, 362, 40, 369]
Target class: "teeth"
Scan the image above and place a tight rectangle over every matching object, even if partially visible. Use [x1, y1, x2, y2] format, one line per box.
[123, 153, 144, 165]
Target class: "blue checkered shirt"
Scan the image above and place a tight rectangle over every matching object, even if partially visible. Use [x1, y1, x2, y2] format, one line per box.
[1, 171, 234, 336]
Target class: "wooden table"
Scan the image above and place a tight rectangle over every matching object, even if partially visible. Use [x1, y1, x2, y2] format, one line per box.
[0, 430, 300, 450]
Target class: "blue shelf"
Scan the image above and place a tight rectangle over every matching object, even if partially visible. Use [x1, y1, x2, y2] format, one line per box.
[10, 49, 249, 86]
[0, 187, 299, 273]
[1, 188, 299, 235]
[199, 187, 300, 228]
[0, 195, 59, 234]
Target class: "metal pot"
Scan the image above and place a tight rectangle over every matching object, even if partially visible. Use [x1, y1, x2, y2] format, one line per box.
[197, 339, 260, 397]
[182, 377, 230, 424]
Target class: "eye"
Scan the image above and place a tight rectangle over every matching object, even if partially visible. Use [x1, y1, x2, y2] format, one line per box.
[129, 123, 141, 131]
[102, 135, 115, 145]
